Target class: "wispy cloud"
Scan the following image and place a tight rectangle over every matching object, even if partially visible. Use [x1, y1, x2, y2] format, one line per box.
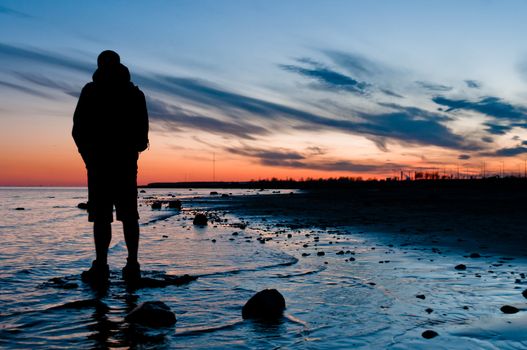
[0, 79, 50, 98]
[483, 145, 527, 157]
[147, 98, 270, 140]
[0, 5, 32, 18]
[416, 81, 453, 92]
[0, 43, 487, 152]
[464, 80, 482, 89]
[433, 96, 527, 121]
[279, 59, 369, 94]
[225, 145, 407, 173]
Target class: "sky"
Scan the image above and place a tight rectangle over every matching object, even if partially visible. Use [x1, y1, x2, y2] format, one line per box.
[2, 0, 527, 186]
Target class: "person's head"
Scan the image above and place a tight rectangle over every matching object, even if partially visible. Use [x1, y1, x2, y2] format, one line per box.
[97, 50, 120, 68]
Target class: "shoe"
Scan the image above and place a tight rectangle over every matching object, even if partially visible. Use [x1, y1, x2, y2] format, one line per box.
[122, 260, 141, 283]
[81, 260, 110, 286]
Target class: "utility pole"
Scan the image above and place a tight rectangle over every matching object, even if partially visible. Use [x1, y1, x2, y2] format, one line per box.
[212, 152, 216, 182]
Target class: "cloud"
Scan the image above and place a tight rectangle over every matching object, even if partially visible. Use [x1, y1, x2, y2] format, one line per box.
[464, 80, 482, 89]
[0, 43, 93, 74]
[147, 98, 269, 140]
[433, 96, 527, 121]
[13, 72, 80, 97]
[416, 81, 453, 92]
[484, 146, 527, 157]
[225, 145, 406, 173]
[0, 79, 51, 98]
[279, 60, 369, 94]
[225, 146, 305, 161]
[458, 154, 471, 160]
[0, 5, 32, 18]
[481, 136, 494, 143]
[0, 43, 482, 152]
[483, 122, 513, 135]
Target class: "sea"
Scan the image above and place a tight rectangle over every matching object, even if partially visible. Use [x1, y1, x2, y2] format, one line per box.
[0, 187, 526, 349]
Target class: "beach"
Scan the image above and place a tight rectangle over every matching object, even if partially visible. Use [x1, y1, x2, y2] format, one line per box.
[0, 185, 526, 349]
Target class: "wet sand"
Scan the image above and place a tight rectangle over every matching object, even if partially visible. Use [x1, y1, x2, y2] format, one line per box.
[211, 181, 527, 257]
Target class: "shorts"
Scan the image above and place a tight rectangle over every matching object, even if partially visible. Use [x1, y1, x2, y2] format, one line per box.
[85, 152, 139, 223]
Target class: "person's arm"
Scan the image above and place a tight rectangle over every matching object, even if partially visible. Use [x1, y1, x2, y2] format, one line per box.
[135, 88, 149, 152]
[72, 84, 92, 153]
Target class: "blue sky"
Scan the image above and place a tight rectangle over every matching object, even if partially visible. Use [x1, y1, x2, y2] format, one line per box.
[2, 0, 527, 184]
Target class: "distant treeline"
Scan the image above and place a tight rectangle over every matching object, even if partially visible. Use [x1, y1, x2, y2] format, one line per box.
[144, 176, 527, 190]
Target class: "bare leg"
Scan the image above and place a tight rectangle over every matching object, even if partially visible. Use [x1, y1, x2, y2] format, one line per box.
[93, 221, 112, 264]
[123, 219, 139, 263]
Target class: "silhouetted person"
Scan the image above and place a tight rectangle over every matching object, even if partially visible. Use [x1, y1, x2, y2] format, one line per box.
[73, 50, 149, 286]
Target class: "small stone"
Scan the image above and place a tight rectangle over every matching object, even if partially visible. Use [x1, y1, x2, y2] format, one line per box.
[210, 191, 219, 195]
[211, 239, 216, 243]
[287, 234, 292, 238]
[242, 289, 286, 320]
[522, 289, 527, 299]
[151, 201, 162, 210]
[317, 251, 325, 256]
[500, 305, 519, 314]
[455, 264, 467, 270]
[140, 189, 146, 193]
[416, 294, 426, 300]
[336, 250, 345, 255]
[232, 232, 239, 236]
[167, 200, 182, 210]
[422, 330, 438, 339]
[125, 301, 176, 327]
[425, 308, 433, 314]
[193, 213, 208, 225]
[301, 253, 310, 257]
[77, 203, 88, 210]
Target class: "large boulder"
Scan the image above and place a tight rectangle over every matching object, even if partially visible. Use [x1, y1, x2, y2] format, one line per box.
[242, 289, 286, 320]
[193, 213, 208, 226]
[125, 301, 176, 327]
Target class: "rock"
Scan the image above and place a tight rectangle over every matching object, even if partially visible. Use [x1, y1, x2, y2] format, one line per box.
[469, 253, 481, 258]
[500, 305, 519, 314]
[523, 289, 527, 299]
[232, 232, 239, 236]
[425, 308, 434, 314]
[125, 301, 176, 327]
[416, 294, 426, 300]
[221, 193, 229, 198]
[210, 191, 219, 195]
[317, 251, 325, 256]
[211, 239, 216, 243]
[193, 213, 208, 225]
[336, 250, 345, 255]
[455, 264, 467, 270]
[140, 189, 146, 193]
[151, 201, 162, 210]
[77, 202, 88, 210]
[242, 289, 286, 320]
[422, 330, 438, 339]
[15, 207, 25, 210]
[167, 200, 182, 209]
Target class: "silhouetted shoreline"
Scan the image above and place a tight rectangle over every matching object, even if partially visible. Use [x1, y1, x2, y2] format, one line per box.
[144, 177, 527, 190]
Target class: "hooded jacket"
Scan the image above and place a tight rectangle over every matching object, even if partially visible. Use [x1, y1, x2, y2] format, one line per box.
[72, 63, 149, 157]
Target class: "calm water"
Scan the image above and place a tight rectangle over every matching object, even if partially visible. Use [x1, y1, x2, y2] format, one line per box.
[0, 188, 526, 349]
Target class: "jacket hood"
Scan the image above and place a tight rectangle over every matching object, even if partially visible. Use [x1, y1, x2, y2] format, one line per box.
[92, 63, 131, 85]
